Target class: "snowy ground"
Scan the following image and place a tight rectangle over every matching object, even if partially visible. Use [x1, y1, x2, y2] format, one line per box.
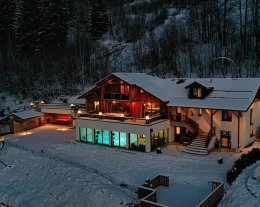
[3, 125, 251, 206]
[218, 161, 260, 207]
[0, 147, 136, 207]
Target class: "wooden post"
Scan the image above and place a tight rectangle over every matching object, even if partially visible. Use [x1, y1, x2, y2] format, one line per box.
[210, 109, 213, 138]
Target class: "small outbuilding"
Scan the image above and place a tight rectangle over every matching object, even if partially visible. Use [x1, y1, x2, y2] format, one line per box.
[10, 111, 43, 133]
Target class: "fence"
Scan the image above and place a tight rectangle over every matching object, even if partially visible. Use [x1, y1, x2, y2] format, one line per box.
[0, 125, 11, 135]
[196, 181, 224, 207]
[138, 175, 170, 207]
[5, 141, 137, 193]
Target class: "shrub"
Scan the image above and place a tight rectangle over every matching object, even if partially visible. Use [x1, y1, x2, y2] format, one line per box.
[226, 148, 260, 185]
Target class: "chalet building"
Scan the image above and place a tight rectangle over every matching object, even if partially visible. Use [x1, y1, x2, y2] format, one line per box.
[76, 73, 260, 155]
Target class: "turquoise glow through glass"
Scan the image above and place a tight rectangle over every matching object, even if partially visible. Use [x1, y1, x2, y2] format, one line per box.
[87, 128, 92, 142]
[103, 130, 109, 145]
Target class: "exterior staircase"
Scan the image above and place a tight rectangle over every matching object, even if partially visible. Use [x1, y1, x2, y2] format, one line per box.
[183, 131, 209, 155]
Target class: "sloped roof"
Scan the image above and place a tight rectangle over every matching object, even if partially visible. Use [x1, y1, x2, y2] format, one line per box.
[12, 111, 43, 120]
[79, 73, 260, 111]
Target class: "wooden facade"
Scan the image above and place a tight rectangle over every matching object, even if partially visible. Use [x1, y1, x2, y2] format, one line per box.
[82, 75, 166, 119]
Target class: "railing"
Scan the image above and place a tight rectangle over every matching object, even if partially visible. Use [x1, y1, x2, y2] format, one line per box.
[196, 181, 224, 207]
[170, 115, 199, 140]
[171, 115, 199, 130]
[138, 175, 170, 207]
[103, 92, 130, 100]
[206, 127, 216, 147]
[80, 113, 166, 125]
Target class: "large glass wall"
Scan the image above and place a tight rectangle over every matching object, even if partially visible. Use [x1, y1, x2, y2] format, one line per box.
[79, 127, 87, 142]
[80, 127, 147, 151]
[79, 127, 92, 143]
[86, 128, 92, 142]
[129, 134, 146, 151]
[112, 131, 127, 148]
[95, 129, 110, 145]
[151, 130, 166, 149]
[103, 130, 110, 145]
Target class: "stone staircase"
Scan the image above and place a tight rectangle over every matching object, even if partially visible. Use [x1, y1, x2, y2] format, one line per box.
[183, 131, 209, 155]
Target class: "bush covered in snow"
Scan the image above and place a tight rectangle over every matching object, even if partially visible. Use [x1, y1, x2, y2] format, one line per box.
[226, 148, 260, 185]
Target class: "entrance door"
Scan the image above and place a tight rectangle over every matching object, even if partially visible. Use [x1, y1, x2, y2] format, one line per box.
[221, 130, 231, 148]
[175, 127, 185, 142]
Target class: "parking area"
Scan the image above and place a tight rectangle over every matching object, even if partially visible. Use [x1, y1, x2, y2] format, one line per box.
[4, 125, 75, 150]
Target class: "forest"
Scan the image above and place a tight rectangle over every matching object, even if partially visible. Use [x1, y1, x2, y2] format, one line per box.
[0, 0, 259, 99]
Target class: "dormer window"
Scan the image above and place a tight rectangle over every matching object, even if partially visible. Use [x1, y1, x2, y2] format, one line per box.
[193, 88, 202, 98]
[185, 81, 213, 99]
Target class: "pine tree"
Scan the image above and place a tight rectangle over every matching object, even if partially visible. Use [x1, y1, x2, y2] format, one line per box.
[15, 0, 41, 56]
[88, 0, 109, 39]
[38, 0, 69, 52]
[0, 0, 16, 44]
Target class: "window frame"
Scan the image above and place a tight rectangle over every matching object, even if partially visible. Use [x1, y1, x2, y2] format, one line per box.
[222, 110, 232, 122]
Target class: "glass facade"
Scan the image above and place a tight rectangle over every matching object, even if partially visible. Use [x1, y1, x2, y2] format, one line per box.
[80, 127, 92, 143]
[151, 130, 166, 149]
[86, 128, 92, 142]
[79, 127, 166, 152]
[95, 129, 109, 145]
[112, 131, 127, 148]
[80, 127, 87, 142]
[129, 133, 146, 152]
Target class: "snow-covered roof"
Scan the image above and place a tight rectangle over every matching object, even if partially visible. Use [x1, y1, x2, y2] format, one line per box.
[80, 73, 260, 111]
[12, 111, 43, 120]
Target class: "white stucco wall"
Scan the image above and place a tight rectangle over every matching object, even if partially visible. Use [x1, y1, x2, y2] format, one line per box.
[172, 105, 260, 149]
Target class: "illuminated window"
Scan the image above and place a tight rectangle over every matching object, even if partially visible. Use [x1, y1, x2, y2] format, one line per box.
[222, 110, 232, 121]
[190, 108, 194, 116]
[198, 108, 202, 116]
[198, 88, 202, 98]
[193, 88, 202, 98]
[94, 101, 99, 110]
[176, 127, 181, 134]
[250, 109, 254, 125]
[177, 107, 181, 114]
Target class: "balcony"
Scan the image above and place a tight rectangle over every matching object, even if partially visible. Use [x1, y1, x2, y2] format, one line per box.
[103, 92, 130, 101]
[79, 113, 166, 125]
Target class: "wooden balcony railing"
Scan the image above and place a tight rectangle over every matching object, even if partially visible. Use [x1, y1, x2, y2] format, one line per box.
[206, 127, 216, 147]
[80, 113, 166, 125]
[103, 92, 130, 100]
[170, 114, 199, 130]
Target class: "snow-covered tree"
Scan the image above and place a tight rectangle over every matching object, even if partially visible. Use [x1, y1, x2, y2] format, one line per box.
[0, 0, 16, 44]
[15, 0, 41, 56]
[88, 0, 109, 39]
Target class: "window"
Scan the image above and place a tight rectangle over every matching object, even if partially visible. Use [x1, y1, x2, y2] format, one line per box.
[80, 127, 92, 143]
[198, 88, 202, 98]
[221, 130, 231, 148]
[94, 129, 109, 145]
[112, 131, 127, 148]
[94, 101, 99, 110]
[177, 107, 181, 114]
[79, 127, 87, 142]
[176, 127, 181, 135]
[86, 128, 92, 142]
[190, 108, 194, 116]
[250, 130, 255, 137]
[130, 134, 146, 151]
[198, 108, 202, 116]
[192, 88, 202, 98]
[222, 110, 232, 121]
[250, 109, 254, 125]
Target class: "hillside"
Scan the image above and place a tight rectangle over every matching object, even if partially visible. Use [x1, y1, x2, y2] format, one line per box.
[0, 0, 259, 99]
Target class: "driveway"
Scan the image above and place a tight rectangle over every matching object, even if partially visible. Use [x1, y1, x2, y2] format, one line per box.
[4, 125, 75, 150]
